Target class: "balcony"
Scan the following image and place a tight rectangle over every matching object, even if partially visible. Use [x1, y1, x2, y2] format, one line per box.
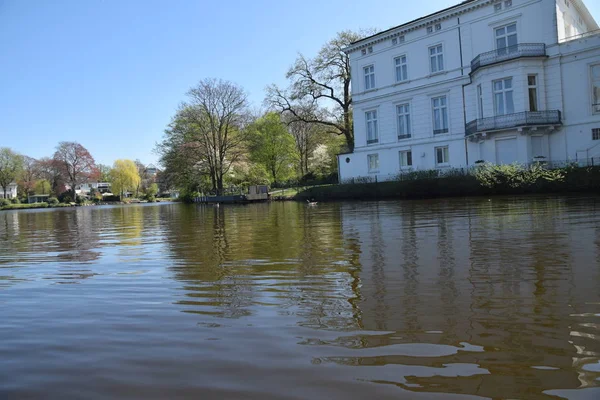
[470, 43, 547, 74]
[465, 111, 562, 137]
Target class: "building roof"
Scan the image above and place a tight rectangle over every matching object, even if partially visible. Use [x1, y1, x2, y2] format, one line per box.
[347, 0, 477, 50]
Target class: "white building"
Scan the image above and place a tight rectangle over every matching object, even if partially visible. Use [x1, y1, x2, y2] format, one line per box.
[338, 0, 600, 182]
[0, 182, 18, 199]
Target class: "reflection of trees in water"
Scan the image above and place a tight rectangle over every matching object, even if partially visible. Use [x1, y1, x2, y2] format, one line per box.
[0, 209, 102, 285]
[163, 203, 361, 328]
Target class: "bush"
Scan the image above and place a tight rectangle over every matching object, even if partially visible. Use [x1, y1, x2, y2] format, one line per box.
[473, 162, 564, 189]
[0, 198, 11, 207]
[10, 197, 20, 204]
[47, 197, 59, 205]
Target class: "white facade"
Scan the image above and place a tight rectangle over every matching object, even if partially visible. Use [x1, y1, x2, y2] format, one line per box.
[0, 182, 18, 199]
[339, 0, 600, 182]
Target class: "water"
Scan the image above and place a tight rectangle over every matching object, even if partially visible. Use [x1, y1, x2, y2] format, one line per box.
[1, 197, 600, 399]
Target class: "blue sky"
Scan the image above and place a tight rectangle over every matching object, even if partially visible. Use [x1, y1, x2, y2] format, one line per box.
[1, 0, 599, 166]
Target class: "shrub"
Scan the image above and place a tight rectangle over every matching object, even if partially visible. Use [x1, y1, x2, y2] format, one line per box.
[10, 197, 20, 204]
[47, 197, 59, 205]
[473, 162, 564, 189]
[0, 198, 10, 207]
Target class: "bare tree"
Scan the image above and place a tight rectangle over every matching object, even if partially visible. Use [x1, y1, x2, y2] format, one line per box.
[160, 78, 250, 194]
[282, 105, 323, 177]
[53, 142, 98, 198]
[19, 156, 40, 196]
[266, 30, 375, 152]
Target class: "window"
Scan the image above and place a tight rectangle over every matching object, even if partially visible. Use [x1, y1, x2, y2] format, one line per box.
[361, 48, 367, 55]
[368, 154, 379, 172]
[593, 128, 600, 140]
[392, 37, 398, 45]
[528, 75, 538, 112]
[397, 104, 411, 139]
[368, 46, 373, 53]
[494, 3, 502, 12]
[477, 84, 484, 119]
[493, 78, 514, 115]
[427, 26, 433, 34]
[531, 136, 545, 159]
[398, 35, 405, 43]
[366, 110, 378, 144]
[399, 150, 412, 167]
[395, 55, 408, 82]
[592, 65, 600, 114]
[364, 65, 375, 90]
[432, 96, 449, 134]
[435, 23, 442, 31]
[495, 23, 518, 55]
[504, 0, 512, 8]
[435, 146, 449, 165]
[429, 45, 444, 73]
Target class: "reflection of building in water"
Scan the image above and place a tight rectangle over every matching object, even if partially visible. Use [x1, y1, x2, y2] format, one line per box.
[338, 198, 600, 398]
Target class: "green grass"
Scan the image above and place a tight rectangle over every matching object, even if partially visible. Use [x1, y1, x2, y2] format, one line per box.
[0, 202, 75, 211]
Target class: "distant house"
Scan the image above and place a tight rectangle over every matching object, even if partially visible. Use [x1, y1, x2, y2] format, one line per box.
[67, 182, 112, 196]
[0, 182, 18, 199]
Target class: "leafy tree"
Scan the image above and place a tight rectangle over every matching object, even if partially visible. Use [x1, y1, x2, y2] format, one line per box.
[110, 159, 141, 199]
[145, 183, 159, 201]
[248, 112, 298, 184]
[266, 30, 375, 152]
[157, 78, 250, 194]
[282, 105, 324, 177]
[53, 142, 98, 198]
[35, 179, 52, 195]
[0, 148, 23, 198]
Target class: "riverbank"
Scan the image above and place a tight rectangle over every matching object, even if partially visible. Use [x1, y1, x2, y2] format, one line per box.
[0, 203, 74, 211]
[294, 165, 600, 201]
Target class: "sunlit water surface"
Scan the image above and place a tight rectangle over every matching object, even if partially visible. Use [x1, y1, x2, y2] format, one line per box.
[1, 197, 600, 399]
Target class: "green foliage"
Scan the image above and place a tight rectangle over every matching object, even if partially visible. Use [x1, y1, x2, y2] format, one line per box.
[145, 183, 159, 200]
[110, 159, 141, 198]
[47, 197, 59, 205]
[34, 179, 52, 195]
[0, 198, 10, 207]
[0, 148, 24, 197]
[10, 197, 20, 204]
[248, 112, 298, 184]
[179, 190, 200, 204]
[474, 162, 564, 189]
[0, 202, 49, 210]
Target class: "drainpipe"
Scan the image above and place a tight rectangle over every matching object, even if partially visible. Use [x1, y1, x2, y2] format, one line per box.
[458, 17, 470, 166]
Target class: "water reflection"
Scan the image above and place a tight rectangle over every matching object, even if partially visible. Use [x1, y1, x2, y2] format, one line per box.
[0, 198, 599, 399]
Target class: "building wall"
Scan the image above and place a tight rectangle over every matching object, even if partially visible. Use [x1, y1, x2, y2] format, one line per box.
[1, 184, 18, 199]
[340, 0, 599, 181]
[557, 0, 596, 42]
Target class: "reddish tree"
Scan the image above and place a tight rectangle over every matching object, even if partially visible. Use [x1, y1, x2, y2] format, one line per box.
[18, 156, 41, 196]
[53, 142, 99, 198]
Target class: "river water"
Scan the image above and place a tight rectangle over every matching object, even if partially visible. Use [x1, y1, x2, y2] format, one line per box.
[1, 197, 600, 399]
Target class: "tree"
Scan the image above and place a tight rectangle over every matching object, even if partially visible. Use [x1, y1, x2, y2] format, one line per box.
[35, 179, 52, 195]
[19, 156, 41, 196]
[37, 157, 64, 195]
[283, 106, 325, 177]
[248, 112, 297, 184]
[110, 159, 141, 199]
[53, 142, 98, 198]
[157, 78, 250, 194]
[145, 183, 159, 200]
[266, 30, 375, 152]
[0, 148, 23, 198]
[97, 164, 112, 182]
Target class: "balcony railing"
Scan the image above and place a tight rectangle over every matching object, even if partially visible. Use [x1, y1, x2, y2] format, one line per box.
[470, 43, 546, 74]
[465, 110, 562, 136]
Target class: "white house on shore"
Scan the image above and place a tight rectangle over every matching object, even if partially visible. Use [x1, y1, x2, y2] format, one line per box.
[338, 0, 600, 182]
[1, 182, 18, 199]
